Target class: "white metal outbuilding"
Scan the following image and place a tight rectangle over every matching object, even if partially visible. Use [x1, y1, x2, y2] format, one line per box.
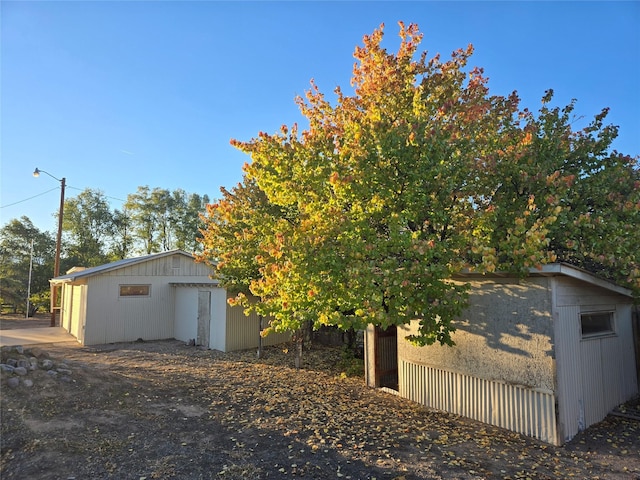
[51, 250, 289, 351]
[365, 264, 638, 445]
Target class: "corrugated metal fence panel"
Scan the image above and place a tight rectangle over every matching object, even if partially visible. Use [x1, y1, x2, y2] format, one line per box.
[400, 359, 558, 444]
[225, 304, 290, 352]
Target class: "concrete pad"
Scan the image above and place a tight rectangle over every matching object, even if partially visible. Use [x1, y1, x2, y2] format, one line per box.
[0, 327, 77, 347]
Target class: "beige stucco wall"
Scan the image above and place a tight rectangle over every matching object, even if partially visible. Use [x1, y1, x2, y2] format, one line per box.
[398, 276, 556, 390]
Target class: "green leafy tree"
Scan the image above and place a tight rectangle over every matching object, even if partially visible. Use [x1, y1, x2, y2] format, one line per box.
[473, 92, 640, 292]
[199, 22, 640, 346]
[0, 217, 55, 313]
[109, 207, 134, 260]
[199, 178, 290, 294]
[172, 190, 211, 253]
[125, 186, 163, 254]
[62, 188, 114, 267]
[126, 186, 212, 254]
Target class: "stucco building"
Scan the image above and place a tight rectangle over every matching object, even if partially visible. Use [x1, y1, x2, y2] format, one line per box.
[365, 264, 638, 445]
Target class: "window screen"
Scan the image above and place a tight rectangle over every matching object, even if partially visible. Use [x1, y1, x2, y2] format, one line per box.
[119, 285, 150, 297]
[580, 312, 614, 337]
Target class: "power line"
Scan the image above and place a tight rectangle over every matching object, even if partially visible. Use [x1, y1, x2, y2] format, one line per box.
[1, 186, 126, 209]
[65, 185, 126, 202]
[0, 187, 60, 208]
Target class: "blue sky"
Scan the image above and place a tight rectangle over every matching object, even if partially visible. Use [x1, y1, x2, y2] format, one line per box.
[2, 1, 639, 234]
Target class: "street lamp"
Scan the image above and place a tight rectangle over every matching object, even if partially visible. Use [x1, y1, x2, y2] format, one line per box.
[33, 168, 66, 327]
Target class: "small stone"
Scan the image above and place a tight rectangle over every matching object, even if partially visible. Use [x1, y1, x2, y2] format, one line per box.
[57, 369, 72, 375]
[22, 378, 34, 387]
[33, 349, 50, 360]
[29, 358, 38, 370]
[41, 359, 54, 370]
[47, 370, 58, 377]
[15, 346, 24, 354]
[59, 376, 72, 383]
[7, 377, 19, 388]
[17, 359, 29, 369]
[58, 363, 69, 369]
[13, 367, 28, 376]
[6, 359, 18, 367]
[0, 364, 15, 373]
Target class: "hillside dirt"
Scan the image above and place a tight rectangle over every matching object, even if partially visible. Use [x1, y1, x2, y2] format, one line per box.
[1, 313, 639, 479]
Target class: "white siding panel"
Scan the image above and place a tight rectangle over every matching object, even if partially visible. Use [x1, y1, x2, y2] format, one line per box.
[555, 277, 630, 307]
[554, 305, 583, 442]
[581, 335, 635, 428]
[580, 339, 605, 428]
[601, 339, 625, 406]
[84, 275, 174, 344]
[400, 359, 558, 444]
[60, 285, 73, 331]
[616, 304, 639, 399]
[174, 288, 198, 343]
[70, 285, 85, 340]
[209, 288, 227, 351]
[555, 301, 638, 443]
[113, 255, 215, 279]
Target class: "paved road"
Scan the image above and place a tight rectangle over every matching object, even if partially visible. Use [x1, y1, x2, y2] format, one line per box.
[0, 327, 76, 347]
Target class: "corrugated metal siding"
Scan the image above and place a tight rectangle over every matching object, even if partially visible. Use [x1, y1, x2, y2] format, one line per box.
[580, 339, 605, 427]
[60, 283, 86, 343]
[84, 274, 175, 345]
[554, 305, 583, 440]
[554, 280, 638, 443]
[617, 304, 639, 400]
[225, 301, 290, 352]
[70, 285, 85, 340]
[60, 285, 73, 331]
[110, 254, 214, 279]
[580, 334, 635, 429]
[555, 277, 627, 307]
[400, 359, 558, 445]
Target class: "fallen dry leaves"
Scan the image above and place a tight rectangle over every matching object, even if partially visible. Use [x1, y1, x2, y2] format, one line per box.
[1, 340, 638, 479]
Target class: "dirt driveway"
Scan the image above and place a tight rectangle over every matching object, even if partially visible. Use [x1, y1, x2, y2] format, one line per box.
[1, 314, 639, 479]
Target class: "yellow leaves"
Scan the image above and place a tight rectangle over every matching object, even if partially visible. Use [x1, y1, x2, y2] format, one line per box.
[527, 194, 536, 211]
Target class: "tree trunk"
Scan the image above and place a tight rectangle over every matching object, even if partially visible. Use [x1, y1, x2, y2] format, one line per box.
[294, 330, 303, 369]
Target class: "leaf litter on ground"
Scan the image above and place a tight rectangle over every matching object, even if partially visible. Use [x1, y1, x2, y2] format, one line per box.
[1, 340, 638, 479]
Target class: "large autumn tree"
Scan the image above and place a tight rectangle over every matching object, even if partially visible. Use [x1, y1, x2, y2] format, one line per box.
[199, 22, 639, 346]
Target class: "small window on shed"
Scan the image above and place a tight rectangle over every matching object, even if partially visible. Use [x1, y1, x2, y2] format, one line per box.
[172, 256, 181, 269]
[119, 285, 150, 297]
[580, 311, 614, 338]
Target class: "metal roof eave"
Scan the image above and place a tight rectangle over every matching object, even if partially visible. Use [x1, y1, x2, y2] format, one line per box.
[454, 262, 632, 298]
[49, 250, 198, 284]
